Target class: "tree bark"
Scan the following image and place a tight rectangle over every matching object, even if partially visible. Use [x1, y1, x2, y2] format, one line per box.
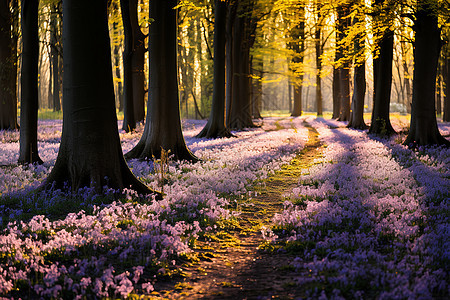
[0, 0, 19, 130]
[444, 50, 450, 122]
[125, 0, 197, 161]
[227, 4, 255, 130]
[196, 0, 232, 138]
[404, 1, 449, 146]
[19, 0, 42, 165]
[50, 1, 61, 112]
[42, 0, 159, 197]
[336, 4, 350, 121]
[348, 63, 368, 129]
[121, 0, 136, 132]
[290, 7, 305, 117]
[130, 0, 145, 123]
[332, 67, 340, 119]
[348, 11, 367, 129]
[315, 22, 323, 116]
[369, 28, 395, 135]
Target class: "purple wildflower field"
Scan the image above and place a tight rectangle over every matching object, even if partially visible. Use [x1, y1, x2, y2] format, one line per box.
[0, 116, 449, 299]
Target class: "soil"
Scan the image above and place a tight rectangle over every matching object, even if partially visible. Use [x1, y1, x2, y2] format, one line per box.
[150, 121, 323, 299]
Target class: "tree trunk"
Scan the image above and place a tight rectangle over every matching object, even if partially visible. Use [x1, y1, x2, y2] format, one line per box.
[225, 2, 235, 125]
[50, 1, 61, 112]
[443, 51, 450, 122]
[369, 28, 395, 135]
[290, 7, 305, 117]
[121, 0, 136, 133]
[348, 11, 367, 129]
[42, 0, 159, 197]
[315, 24, 323, 116]
[227, 7, 254, 130]
[125, 0, 197, 161]
[348, 63, 367, 129]
[19, 0, 42, 165]
[332, 66, 340, 119]
[0, 0, 19, 130]
[196, 0, 232, 138]
[404, 1, 449, 146]
[130, 0, 145, 123]
[336, 4, 350, 121]
[113, 21, 123, 112]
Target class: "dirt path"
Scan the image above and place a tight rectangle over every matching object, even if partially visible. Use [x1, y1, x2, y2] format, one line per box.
[152, 121, 323, 299]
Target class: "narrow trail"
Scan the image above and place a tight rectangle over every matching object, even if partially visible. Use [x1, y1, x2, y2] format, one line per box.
[152, 121, 324, 299]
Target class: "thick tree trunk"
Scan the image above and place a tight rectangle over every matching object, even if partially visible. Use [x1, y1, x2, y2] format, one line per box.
[50, 1, 61, 112]
[196, 0, 232, 138]
[125, 0, 197, 161]
[227, 9, 254, 130]
[113, 22, 123, 112]
[332, 67, 340, 119]
[369, 29, 395, 135]
[348, 63, 368, 129]
[19, 0, 42, 165]
[404, 2, 449, 146]
[43, 0, 159, 197]
[290, 8, 305, 117]
[444, 52, 450, 122]
[121, 0, 136, 133]
[338, 68, 351, 121]
[225, 3, 235, 125]
[0, 0, 19, 130]
[130, 0, 145, 123]
[336, 4, 350, 122]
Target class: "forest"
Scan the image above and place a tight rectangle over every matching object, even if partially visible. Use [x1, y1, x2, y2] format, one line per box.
[0, 0, 449, 298]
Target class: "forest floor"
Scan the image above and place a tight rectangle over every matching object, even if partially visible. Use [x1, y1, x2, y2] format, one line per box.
[151, 121, 324, 299]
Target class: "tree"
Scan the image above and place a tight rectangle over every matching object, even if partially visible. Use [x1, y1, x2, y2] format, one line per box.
[121, 0, 136, 132]
[444, 45, 450, 122]
[226, 0, 257, 130]
[314, 2, 323, 117]
[335, 3, 351, 122]
[369, 0, 395, 135]
[125, 0, 197, 161]
[404, 0, 449, 146]
[0, 0, 19, 130]
[42, 0, 160, 197]
[121, 0, 146, 132]
[348, 1, 367, 129]
[289, 5, 305, 117]
[196, 0, 232, 138]
[49, 0, 62, 112]
[18, 0, 42, 165]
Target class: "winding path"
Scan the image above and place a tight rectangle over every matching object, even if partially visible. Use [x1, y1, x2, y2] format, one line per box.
[152, 120, 323, 299]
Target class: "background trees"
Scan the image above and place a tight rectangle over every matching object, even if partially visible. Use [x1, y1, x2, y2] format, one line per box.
[0, 0, 448, 148]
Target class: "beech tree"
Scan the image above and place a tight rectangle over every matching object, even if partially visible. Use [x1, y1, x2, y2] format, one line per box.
[196, 0, 232, 139]
[348, 1, 367, 129]
[0, 0, 19, 130]
[42, 0, 160, 197]
[19, 0, 42, 165]
[404, 0, 449, 146]
[121, 0, 136, 133]
[121, 0, 146, 132]
[226, 0, 257, 130]
[336, 3, 351, 122]
[369, 0, 396, 135]
[125, 0, 197, 161]
[289, 5, 305, 117]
